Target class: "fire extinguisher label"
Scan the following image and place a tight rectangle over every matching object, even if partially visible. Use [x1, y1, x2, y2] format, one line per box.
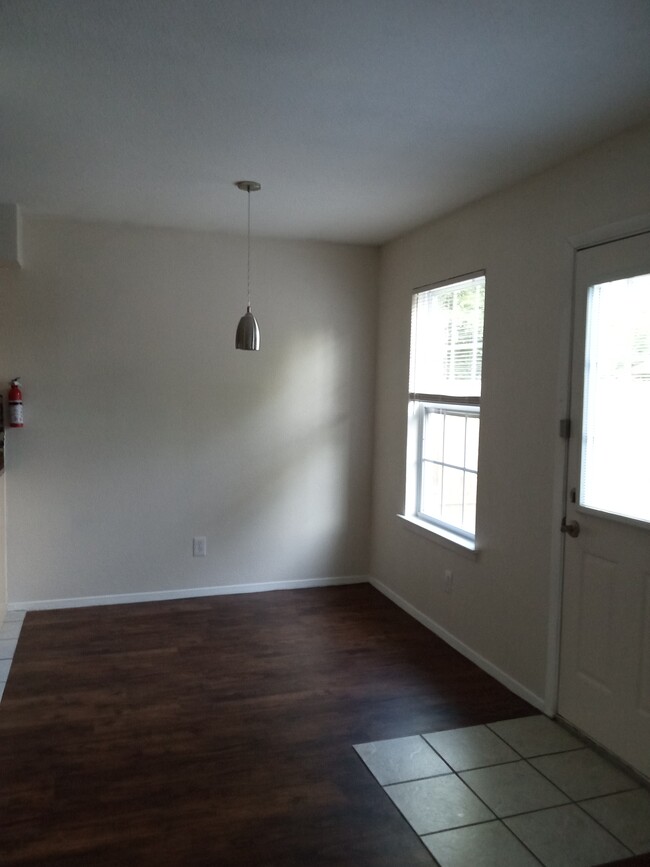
[9, 402, 23, 426]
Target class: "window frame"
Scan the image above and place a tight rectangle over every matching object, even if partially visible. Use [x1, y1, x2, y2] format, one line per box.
[414, 401, 480, 543]
[404, 271, 485, 547]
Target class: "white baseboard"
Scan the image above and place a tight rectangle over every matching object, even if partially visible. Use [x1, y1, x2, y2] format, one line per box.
[9, 574, 544, 712]
[9, 574, 369, 612]
[369, 576, 545, 712]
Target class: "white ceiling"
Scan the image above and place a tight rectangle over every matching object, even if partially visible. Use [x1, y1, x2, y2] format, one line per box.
[2, 0, 650, 245]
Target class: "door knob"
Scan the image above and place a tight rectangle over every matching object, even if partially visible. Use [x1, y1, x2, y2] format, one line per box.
[561, 518, 580, 538]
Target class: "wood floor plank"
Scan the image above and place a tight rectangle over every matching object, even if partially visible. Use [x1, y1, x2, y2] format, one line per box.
[0, 584, 645, 866]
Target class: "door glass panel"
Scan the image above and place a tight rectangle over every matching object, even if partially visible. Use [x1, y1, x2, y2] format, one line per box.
[581, 272, 650, 523]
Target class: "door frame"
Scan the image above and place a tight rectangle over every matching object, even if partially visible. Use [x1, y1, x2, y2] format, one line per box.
[545, 212, 650, 718]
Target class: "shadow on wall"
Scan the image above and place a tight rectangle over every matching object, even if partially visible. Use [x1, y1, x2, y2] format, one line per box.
[201, 329, 367, 584]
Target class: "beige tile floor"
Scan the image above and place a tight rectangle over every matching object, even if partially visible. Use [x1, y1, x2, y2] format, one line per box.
[0, 609, 25, 702]
[354, 715, 650, 867]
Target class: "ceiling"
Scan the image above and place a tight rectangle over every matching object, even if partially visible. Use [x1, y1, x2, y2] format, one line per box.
[2, 0, 650, 245]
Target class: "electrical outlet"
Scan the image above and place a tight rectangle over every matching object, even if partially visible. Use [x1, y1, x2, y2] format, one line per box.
[192, 536, 207, 557]
[444, 569, 453, 593]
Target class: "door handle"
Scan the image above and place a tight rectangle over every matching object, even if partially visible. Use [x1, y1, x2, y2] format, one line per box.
[561, 518, 580, 538]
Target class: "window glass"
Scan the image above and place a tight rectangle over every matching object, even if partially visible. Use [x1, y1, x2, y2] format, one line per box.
[406, 273, 485, 543]
[410, 275, 484, 398]
[422, 410, 444, 462]
[581, 272, 650, 523]
[462, 471, 478, 533]
[465, 416, 480, 473]
[420, 462, 442, 518]
[440, 465, 465, 527]
[443, 413, 466, 468]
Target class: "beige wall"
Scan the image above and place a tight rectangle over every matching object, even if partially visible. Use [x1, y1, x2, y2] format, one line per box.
[0, 208, 20, 620]
[2, 121, 649, 709]
[371, 120, 650, 706]
[2, 217, 378, 604]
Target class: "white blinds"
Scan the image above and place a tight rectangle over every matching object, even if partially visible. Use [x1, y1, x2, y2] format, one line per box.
[410, 274, 485, 401]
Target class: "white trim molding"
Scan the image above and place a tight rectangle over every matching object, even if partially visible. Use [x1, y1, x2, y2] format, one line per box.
[369, 575, 545, 712]
[9, 575, 369, 611]
[10, 572, 544, 714]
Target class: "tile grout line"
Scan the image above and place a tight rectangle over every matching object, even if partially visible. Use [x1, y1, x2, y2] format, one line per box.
[357, 717, 647, 865]
[484, 719, 587, 761]
[514, 741, 639, 855]
[409, 770, 548, 866]
[380, 766, 551, 865]
[0, 611, 26, 701]
[421, 819, 547, 867]
[572, 799, 636, 857]
[380, 775, 601, 867]
[413, 739, 548, 866]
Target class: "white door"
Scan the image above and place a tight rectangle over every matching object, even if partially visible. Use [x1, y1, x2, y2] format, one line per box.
[558, 231, 650, 778]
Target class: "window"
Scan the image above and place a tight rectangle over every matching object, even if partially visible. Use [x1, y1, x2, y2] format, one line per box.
[581, 271, 650, 523]
[405, 272, 485, 545]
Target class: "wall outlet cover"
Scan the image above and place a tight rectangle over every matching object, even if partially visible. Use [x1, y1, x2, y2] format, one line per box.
[192, 536, 207, 557]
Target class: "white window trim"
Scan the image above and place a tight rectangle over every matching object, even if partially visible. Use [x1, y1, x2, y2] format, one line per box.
[402, 400, 480, 552]
[403, 271, 485, 551]
[397, 512, 478, 554]
[414, 401, 479, 542]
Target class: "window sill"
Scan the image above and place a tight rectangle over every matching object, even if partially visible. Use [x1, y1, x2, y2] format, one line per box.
[397, 514, 479, 557]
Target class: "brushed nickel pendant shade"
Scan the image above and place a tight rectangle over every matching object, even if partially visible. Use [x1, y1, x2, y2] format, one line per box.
[235, 180, 261, 351]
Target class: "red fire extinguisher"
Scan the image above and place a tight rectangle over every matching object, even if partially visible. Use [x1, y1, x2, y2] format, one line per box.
[8, 378, 24, 428]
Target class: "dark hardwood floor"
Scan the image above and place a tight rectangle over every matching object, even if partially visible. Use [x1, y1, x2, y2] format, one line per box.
[0, 584, 647, 866]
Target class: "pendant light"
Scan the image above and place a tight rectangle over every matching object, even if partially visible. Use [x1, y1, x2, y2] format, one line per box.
[235, 180, 261, 351]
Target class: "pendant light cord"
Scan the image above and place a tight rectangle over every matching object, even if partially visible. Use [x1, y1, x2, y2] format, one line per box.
[247, 189, 251, 310]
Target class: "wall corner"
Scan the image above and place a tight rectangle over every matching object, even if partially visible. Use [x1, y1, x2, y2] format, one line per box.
[0, 204, 23, 269]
